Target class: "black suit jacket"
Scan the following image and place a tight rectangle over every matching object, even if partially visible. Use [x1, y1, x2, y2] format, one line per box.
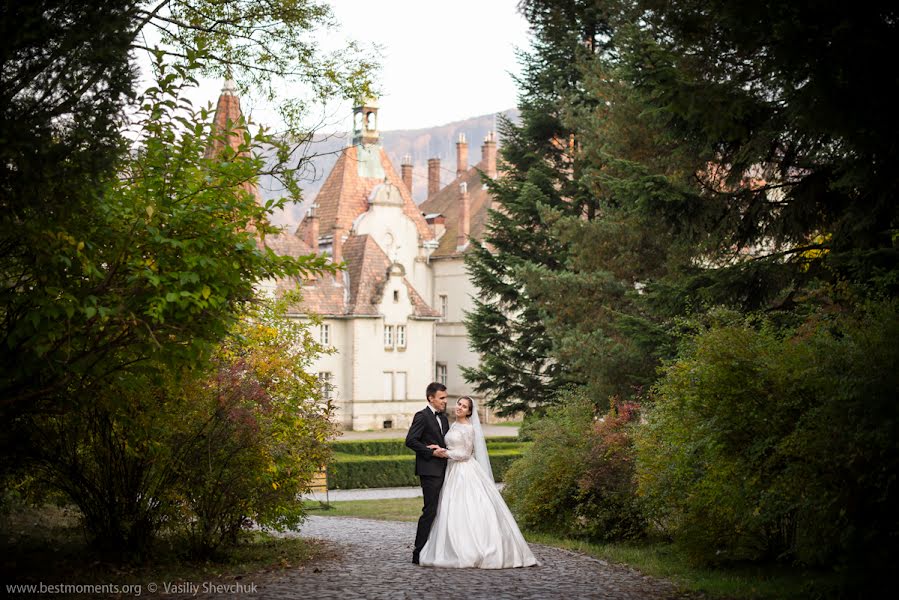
[405, 407, 449, 477]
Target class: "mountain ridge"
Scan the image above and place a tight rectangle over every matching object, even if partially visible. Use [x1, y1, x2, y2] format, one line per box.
[264, 108, 519, 229]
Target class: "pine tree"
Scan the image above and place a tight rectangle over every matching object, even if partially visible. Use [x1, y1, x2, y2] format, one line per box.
[515, 0, 899, 407]
[463, 0, 605, 415]
[595, 0, 899, 310]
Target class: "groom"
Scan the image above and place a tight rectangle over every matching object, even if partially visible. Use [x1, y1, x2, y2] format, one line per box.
[405, 382, 449, 565]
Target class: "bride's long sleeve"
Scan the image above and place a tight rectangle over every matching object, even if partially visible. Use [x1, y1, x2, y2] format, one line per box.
[446, 425, 474, 461]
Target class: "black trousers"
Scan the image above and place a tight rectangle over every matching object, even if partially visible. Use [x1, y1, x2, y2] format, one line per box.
[413, 474, 444, 556]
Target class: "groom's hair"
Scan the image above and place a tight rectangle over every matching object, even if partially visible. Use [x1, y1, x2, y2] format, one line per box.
[426, 382, 446, 401]
[459, 396, 474, 416]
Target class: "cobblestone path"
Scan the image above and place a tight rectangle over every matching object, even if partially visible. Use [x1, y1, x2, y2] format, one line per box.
[200, 516, 698, 600]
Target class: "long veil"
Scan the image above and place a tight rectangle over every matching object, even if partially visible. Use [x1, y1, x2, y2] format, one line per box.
[469, 400, 494, 483]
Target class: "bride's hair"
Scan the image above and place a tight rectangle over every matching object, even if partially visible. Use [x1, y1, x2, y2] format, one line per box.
[459, 396, 474, 417]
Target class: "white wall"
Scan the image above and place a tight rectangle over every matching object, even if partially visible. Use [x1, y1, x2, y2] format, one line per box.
[431, 256, 479, 399]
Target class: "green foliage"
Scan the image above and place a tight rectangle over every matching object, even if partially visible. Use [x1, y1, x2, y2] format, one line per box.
[331, 439, 414, 456]
[576, 401, 646, 541]
[330, 436, 520, 456]
[1, 0, 366, 430]
[328, 444, 527, 489]
[1, 58, 334, 429]
[503, 391, 592, 534]
[463, 0, 606, 415]
[504, 388, 645, 542]
[175, 301, 336, 556]
[329, 454, 418, 489]
[636, 300, 899, 577]
[25, 299, 335, 557]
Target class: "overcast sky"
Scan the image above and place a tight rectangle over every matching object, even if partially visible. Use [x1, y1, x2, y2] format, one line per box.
[324, 0, 531, 131]
[157, 0, 531, 134]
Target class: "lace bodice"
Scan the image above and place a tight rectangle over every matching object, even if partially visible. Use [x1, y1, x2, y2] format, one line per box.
[444, 423, 474, 461]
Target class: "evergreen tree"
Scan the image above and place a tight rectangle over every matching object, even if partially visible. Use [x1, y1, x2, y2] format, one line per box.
[592, 0, 899, 311]
[512, 1, 899, 407]
[463, 0, 605, 414]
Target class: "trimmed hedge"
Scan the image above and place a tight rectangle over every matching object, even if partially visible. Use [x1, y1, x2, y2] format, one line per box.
[327, 447, 528, 489]
[331, 436, 520, 457]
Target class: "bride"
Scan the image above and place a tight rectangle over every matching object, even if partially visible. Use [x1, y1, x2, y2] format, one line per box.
[418, 396, 538, 569]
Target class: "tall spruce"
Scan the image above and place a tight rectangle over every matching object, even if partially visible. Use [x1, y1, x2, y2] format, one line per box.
[463, 0, 605, 415]
[488, 1, 899, 404]
[595, 0, 899, 311]
[510, 1, 899, 407]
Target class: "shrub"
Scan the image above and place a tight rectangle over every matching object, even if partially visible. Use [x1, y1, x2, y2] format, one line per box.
[331, 439, 412, 456]
[576, 401, 645, 541]
[503, 388, 645, 542]
[24, 301, 334, 558]
[330, 436, 521, 457]
[636, 301, 899, 575]
[175, 303, 335, 556]
[328, 445, 527, 489]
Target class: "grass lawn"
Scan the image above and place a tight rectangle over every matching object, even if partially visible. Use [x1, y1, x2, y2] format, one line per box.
[307, 497, 842, 599]
[304, 497, 422, 522]
[1, 504, 334, 593]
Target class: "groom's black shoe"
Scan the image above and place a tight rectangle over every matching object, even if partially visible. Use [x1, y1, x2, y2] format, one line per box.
[412, 552, 420, 565]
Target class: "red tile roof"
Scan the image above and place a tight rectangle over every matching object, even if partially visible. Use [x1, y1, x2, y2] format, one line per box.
[270, 233, 438, 319]
[207, 82, 245, 157]
[296, 145, 434, 243]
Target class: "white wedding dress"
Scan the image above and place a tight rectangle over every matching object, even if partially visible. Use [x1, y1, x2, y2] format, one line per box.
[418, 422, 538, 569]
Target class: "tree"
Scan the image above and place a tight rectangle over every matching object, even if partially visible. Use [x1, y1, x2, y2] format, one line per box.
[463, 0, 606, 414]
[585, 0, 899, 312]
[0, 1, 371, 426]
[501, 0, 899, 407]
[26, 297, 335, 555]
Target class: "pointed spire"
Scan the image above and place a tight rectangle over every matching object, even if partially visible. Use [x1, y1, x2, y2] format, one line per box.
[209, 78, 245, 157]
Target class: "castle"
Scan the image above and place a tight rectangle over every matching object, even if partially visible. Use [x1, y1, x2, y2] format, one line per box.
[211, 84, 498, 430]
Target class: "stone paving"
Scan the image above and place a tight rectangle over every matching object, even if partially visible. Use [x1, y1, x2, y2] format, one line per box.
[197, 516, 698, 600]
[306, 483, 505, 502]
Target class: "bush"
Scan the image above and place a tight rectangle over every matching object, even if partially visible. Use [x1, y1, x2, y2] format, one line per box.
[636, 301, 899, 575]
[503, 388, 645, 542]
[503, 391, 592, 536]
[329, 454, 417, 489]
[328, 445, 526, 489]
[24, 302, 335, 558]
[576, 401, 645, 541]
[330, 436, 521, 456]
[175, 304, 335, 556]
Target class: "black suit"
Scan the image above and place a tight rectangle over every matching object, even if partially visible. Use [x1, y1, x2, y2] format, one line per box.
[405, 406, 449, 562]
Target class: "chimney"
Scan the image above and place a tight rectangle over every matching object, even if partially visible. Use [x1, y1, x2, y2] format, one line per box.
[427, 158, 441, 199]
[456, 133, 468, 177]
[481, 131, 497, 179]
[332, 226, 343, 265]
[456, 182, 470, 251]
[307, 203, 319, 253]
[401, 154, 413, 196]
